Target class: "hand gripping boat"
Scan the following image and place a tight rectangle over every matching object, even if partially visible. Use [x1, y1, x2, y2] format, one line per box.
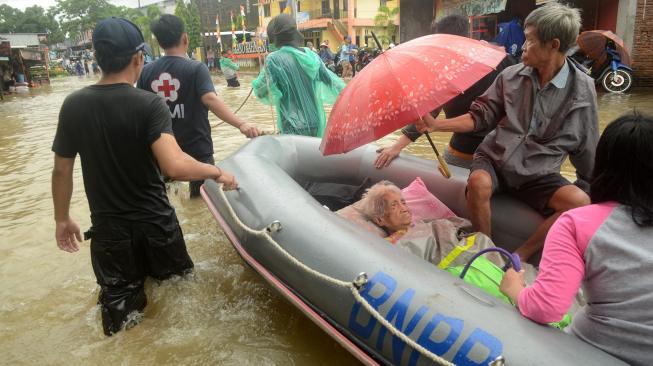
[201, 135, 626, 366]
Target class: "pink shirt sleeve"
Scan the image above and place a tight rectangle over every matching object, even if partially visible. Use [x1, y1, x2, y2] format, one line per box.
[517, 203, 617, 323]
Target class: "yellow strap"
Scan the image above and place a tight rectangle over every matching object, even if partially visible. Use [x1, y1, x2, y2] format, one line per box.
[438, 234, 476, 269]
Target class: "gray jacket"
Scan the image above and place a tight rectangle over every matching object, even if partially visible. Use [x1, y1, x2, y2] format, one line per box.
[469, 61, 599, 191]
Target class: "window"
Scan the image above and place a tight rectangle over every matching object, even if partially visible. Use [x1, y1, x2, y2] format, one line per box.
[322, 0, 330, 16]
[264, 3, 271, 16]
[297, 1, 300, 12]
[279, 1, 287, 13]
[380, 0, 387, 6]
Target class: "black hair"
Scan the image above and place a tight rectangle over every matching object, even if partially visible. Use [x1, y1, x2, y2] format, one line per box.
[432, 14, 469, 37]
[151, 14, 185, 49]
[591, 111, 653, 226]
[93, 42, 135, 74]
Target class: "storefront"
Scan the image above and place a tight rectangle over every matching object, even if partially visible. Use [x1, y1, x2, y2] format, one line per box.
[16, 48, 50, 85]
[0, 33, 50, 89]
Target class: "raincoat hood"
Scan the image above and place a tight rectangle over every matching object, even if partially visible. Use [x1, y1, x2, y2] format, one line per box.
[267, 14, 304, 48]
[277, 46, 321, 79]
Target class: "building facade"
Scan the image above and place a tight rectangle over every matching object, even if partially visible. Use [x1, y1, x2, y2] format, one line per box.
[415, 0, 652, 87]
[258, 0, 399, 52]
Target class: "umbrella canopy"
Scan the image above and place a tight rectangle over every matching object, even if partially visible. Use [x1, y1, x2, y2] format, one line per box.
[577, 30, 631, 67]
[319, 34, 507, 156]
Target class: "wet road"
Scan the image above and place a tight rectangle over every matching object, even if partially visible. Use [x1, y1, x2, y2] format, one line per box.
[0, 74, 651, 365]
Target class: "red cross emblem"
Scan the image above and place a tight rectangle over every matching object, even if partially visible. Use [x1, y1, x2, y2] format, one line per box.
[151, 72, 180, 102]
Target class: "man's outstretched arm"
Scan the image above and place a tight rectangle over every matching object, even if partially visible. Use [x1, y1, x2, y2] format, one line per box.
[151, 133, 238, 190]
[201, 92, 261, 138]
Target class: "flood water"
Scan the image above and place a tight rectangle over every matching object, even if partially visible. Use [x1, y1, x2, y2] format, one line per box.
[1, 74, 651, 365]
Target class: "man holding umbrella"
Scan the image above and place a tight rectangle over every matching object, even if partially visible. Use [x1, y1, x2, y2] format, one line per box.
[418, 2, 599, 263]
[375, 14, 516, 170]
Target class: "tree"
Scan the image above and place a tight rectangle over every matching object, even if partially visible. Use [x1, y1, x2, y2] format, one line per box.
[373, 5, 400, 47]
[174, 0, 190, 28]
[124, 5, 162, 56]
[0, 4, 22, 33]
[0, 4, 64, 45]
[187, 0, 202, 52]
[174, 0, 202, 56]
[55, 0, 124, 39]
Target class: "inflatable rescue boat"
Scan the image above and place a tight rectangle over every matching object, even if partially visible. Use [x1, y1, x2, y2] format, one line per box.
[201, 135, 625, 366]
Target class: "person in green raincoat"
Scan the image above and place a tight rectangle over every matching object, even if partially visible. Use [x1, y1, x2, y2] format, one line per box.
[220, 49, 240, 87]
[253, 14, 345, 137]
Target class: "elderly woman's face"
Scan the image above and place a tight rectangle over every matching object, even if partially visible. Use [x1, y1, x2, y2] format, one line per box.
[377, 191, 412, 233]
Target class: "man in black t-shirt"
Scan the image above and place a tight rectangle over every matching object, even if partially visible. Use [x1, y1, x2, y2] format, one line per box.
[52, 17, 238, 336]
[138, 14, 260, 197]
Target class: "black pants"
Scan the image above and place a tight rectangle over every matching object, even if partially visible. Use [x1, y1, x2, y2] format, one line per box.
[89, 216, 193, 335]
[189, 155, 215, 198]
[226, 77, 240, 87]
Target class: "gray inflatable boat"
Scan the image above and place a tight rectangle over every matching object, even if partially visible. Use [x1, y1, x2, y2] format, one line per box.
[201, 135, 625, 366]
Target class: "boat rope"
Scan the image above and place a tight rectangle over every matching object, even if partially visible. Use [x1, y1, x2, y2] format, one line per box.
[234, 87, 254, 114]
[211, 87, 254, 129]
[213, 184, 456, 366]
[261, 55, 277, 134]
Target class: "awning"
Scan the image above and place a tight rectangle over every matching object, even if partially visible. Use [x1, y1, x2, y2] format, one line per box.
[20, 49, 44, 61]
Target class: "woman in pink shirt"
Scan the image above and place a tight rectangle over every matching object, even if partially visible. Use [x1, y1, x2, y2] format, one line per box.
[500, 112, 653, 366]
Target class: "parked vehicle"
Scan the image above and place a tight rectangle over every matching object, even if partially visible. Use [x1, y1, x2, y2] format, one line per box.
[355, 48, 380, 72]
[571, 30, 634, 93]
[331, 53, 343, 77]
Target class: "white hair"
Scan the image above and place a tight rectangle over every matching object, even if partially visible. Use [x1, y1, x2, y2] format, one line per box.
[525, 2, 581, 53]
[361, 181, 402, 220]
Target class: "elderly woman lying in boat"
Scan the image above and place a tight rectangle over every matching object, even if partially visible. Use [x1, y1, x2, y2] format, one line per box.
[338, 180, 505, 268]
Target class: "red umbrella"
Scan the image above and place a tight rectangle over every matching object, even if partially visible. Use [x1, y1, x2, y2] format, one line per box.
[577, 30, 631, 67]
[319, 34, 507, 159]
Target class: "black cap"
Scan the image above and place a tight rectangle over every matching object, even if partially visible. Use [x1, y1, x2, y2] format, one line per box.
[93, 17, 152, 56]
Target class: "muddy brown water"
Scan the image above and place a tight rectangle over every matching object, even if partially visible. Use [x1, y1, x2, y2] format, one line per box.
[1, 74, 651, 365]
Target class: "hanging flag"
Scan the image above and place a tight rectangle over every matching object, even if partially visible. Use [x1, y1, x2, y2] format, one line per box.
[282, 0, 294, 15]
[240, 5, 246, 44]
[230, 10, 237, 49]
[215, 14, 221, 44]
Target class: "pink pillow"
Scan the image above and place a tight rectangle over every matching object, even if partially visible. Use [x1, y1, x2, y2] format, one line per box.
[402, 177, 456, 224]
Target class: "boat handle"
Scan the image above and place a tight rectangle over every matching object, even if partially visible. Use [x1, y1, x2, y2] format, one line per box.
[456, 283, 496, 307]
[489, 355, 506, 366]
[266, 220, 283, 233]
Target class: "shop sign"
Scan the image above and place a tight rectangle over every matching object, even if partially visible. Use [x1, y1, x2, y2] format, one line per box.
[440, 0, 507, 18]
[233, 41, 267, 55]
[20, 49, 43, 61]
[297, 11, 309, 24]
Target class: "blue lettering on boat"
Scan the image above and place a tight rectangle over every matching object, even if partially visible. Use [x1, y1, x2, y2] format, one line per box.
[348, 271, 503, 365]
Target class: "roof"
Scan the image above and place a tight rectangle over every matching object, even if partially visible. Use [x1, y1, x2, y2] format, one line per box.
[0, 33, 45, 48]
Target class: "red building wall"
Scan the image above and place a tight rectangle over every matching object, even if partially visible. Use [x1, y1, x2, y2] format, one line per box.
[633, 0, 653, 86]
[596, 0, 619, 32]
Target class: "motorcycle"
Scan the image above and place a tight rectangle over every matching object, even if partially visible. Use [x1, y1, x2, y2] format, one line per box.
[355, 48, 380, 72]
[330, 53, 343, 77]
[569, 42, 634, 93]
